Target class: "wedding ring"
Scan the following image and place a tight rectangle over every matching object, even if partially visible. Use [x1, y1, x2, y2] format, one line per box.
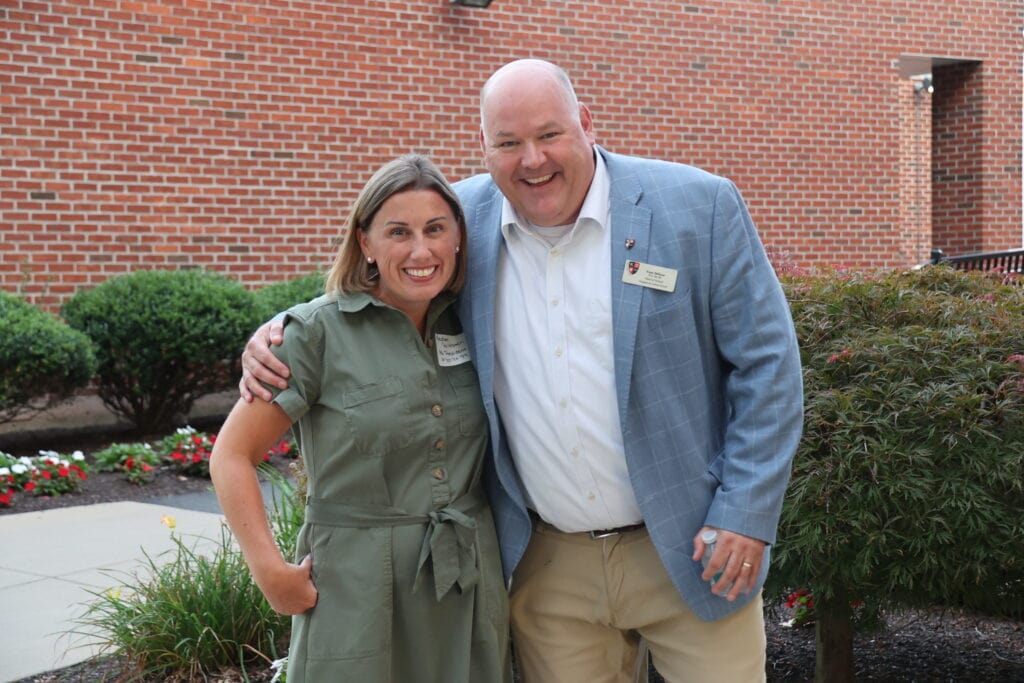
[741, 561, 753, 568]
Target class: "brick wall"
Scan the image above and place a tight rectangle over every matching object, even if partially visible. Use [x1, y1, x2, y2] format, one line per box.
[2, 1, 1021, 312]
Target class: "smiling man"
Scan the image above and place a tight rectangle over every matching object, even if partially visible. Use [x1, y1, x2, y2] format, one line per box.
[453, 59, 803, 682]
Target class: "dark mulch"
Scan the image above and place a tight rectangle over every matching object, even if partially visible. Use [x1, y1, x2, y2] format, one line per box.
[5, 427, 1024, 682]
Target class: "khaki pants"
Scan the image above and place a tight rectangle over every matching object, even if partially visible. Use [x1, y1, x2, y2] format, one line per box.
[509, 522, 766, 683]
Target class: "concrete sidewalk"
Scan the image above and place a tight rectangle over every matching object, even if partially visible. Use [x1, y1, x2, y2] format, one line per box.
[0, 496, 229, 682]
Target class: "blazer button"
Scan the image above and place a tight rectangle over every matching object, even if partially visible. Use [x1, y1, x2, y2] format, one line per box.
[434, 438, 446, 450]
[431, 404, 443, 417]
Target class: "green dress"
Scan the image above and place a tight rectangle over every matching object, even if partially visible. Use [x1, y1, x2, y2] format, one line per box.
[269, 292, 511, 683]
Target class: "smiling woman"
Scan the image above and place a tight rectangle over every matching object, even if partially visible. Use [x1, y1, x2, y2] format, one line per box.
[356, 188, 462, 337]
[210, 154, 512, 683]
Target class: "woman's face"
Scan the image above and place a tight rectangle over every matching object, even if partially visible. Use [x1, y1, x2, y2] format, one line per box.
[358, 188, 461, 326]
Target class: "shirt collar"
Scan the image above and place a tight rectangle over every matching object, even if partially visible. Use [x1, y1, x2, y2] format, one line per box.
[500, 149, 610, 243]
[334, 290, 457, 318]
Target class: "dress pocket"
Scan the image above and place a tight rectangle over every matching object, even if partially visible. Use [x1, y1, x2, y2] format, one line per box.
[447, 365, 487, 436]
[341, 376, 415, 456]
[305, 525, 393, 660]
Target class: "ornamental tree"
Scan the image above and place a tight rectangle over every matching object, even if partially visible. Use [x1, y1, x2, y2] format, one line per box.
[769, 266, 1024, 682]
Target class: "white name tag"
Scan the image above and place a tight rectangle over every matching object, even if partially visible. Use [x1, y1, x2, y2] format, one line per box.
[436, 333, 471, 367]
[622, 260, 678, 292]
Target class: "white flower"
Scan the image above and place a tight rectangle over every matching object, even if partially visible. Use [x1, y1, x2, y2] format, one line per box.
[176, 426, 197, 435]
[270, 658, 288, 683]
[11, 464, 27, 475]
[38, 450, 58, 459]
[18, 456, 33, 466]
[71, 451, 85, 461]
[0, 467, 9, 477]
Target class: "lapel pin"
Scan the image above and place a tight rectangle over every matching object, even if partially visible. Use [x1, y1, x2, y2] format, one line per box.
[625, 238, 636, 250]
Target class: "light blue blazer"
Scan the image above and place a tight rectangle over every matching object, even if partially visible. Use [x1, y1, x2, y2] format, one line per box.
[455, 146, 803, 621]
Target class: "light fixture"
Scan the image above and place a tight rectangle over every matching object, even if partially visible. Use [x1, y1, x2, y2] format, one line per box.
[913, 75, 933, 95]
[451, 0, 493, 6]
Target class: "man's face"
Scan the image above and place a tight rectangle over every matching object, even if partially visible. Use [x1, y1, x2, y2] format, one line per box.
[479, 70, 596, 228]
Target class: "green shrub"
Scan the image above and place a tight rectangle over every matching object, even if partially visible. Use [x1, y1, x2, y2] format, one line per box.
[61, 269, 260, 433]
[0, 290, 96, 423]
[75, 469, 302, 680]
[770, 266, 1024, 676]
[252, 272, 325, 321]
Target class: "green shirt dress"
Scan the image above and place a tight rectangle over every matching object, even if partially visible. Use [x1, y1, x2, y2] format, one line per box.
[270, 292, 511, 682]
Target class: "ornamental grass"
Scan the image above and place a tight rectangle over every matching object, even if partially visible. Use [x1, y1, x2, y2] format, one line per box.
[74, 464, 302, 680]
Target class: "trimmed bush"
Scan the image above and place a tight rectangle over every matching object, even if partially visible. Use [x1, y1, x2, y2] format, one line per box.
[252, 271, 326, 321]
[61, 269, 260, 432]
[0, 290, 96, 424]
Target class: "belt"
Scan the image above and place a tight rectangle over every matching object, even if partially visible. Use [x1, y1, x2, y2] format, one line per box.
[306, 488, 486, 601]
[529, 510, 646, 540]
[587, 522, 646, 539]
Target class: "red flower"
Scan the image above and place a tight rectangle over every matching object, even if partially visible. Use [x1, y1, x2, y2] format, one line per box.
[0, 490, 11, 506]
[141, 463, 153, 472]
[192, 436, 203, 445]
[24, 481, 36, 493]
[74, 466, 86, 479]
[41, 471, 51, 480]
[209, 434, 217, 444]
[125, 457, 135, 470]
[172, 452, 184, 462]
[192, 454, 202, 464]
[827, 349, 853, 364]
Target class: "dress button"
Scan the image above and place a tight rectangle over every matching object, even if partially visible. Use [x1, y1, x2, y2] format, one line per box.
[432, 467, 447, 481]
[431, 404, 443, 417]
[434, 438, 446, 450]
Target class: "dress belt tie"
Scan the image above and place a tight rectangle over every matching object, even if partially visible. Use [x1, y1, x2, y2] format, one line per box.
[304, 488, 485, 602]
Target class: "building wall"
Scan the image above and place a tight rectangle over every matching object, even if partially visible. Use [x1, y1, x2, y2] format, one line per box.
[2, 1, 1021, 312]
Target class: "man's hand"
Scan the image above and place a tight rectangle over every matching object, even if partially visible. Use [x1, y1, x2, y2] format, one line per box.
[692, 526, 766, 601]
[240, 318, 289, 402]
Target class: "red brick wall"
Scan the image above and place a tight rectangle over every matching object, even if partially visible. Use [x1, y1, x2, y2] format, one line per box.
[3, 1, 1021, 312]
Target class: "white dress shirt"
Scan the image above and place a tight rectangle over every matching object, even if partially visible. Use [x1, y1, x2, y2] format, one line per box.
[493, 154, 643, 532]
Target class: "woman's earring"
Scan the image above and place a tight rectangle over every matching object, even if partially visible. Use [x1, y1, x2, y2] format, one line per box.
[366, 256, 375, 264]
[455, 246, 460, 254]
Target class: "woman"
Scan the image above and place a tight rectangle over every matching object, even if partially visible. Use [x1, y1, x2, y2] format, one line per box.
[210, 154, 511, 682]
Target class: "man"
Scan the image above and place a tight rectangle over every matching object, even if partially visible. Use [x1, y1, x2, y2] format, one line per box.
[242, 59, 803, 682]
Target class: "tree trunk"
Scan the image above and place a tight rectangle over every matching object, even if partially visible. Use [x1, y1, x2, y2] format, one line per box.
[814, 587, 854, 683]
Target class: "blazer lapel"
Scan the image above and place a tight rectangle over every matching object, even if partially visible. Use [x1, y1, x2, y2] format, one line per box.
[603, 149, 652, 422]
[462, 186, 504, 415]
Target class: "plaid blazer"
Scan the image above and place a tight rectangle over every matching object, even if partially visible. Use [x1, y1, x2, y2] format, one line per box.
[455, 147, 803, 621]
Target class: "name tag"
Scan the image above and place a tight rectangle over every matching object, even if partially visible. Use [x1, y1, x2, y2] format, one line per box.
[436, 333, 471, 367]
[622, 260, 677, 292]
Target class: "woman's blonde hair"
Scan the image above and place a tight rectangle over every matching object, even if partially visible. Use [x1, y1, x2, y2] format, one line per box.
[325, 154, 468, 296]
